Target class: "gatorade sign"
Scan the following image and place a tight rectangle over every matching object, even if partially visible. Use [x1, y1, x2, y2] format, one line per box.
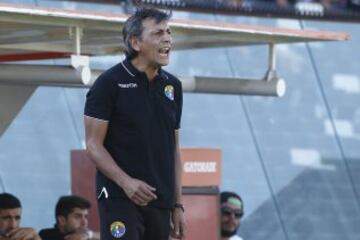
[181, 148, 222, 187]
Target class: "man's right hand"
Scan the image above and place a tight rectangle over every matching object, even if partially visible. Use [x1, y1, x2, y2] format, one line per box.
[64, 229, 100, 240]
[5, 228, 40, 240]
[64, 232, 87, 240]
[122, 178, 157, 206]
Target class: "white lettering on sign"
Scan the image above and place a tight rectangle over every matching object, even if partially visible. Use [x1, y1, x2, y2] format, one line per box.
[183, 162, 217, 173]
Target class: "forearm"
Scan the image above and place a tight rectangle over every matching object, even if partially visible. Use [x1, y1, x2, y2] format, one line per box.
[87, 140, 158, 205]
[84, 116, 130, 188]
[171, 131, 186, 239]
[86, 141, 130, 189]
[34, 234, 42, 240]
[84, 117, 157, 206]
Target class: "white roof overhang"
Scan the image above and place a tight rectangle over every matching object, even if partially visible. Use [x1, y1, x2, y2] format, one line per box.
[0, 3, 351, 136]
[0, 3, 349, 61]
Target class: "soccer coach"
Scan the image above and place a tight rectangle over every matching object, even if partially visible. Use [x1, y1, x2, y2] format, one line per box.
[84, 7, 185, 240]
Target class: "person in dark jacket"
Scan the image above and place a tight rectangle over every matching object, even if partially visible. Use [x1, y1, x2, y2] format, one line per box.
[39, 195, 100, 240]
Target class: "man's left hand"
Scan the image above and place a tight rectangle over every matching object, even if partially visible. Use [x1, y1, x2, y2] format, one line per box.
[64, 232, 88, 240]
[170, 208, 186, 239]
[5, 228, 40, 240]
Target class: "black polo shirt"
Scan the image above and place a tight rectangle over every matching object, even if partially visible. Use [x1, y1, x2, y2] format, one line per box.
[39, 225, 66, 240]
[84, 58, 182, 208]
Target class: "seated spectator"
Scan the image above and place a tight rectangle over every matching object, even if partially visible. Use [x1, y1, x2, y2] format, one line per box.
[220, 191, 244, 240]
[0, 193, 41, 240]
[39, 195, 100, 240]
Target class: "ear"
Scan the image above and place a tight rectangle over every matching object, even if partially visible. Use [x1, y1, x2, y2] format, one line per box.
[130, 36, 141, 52]
[57, 216, 66, 227]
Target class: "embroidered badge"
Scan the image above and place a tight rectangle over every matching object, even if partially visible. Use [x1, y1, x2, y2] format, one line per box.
[164, 85, 175, 101]
[110, 221, 126, 238]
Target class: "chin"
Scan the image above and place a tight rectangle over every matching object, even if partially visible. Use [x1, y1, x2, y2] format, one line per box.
[221, 229, 238, 238]
[158, 60, 169, 66]
[156, 56, 170, 66]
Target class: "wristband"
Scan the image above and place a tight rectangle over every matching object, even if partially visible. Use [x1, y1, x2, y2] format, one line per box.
[174, 203, 185, 212]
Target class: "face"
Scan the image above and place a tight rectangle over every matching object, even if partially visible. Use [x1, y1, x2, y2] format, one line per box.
[58, 208, 89, 234]
[221, 201, 243, 238]
[132, 18, 172, 68]
[0, 208, 21, 236]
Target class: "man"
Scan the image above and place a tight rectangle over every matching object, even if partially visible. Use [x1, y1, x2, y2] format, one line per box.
[84, 7, 185, 240]
[0, 193, 41, 240]
[220, 191, 244, 240]
[39, 195, 100, 240]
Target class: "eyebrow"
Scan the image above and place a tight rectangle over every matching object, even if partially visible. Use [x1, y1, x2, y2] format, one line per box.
[1, 215, 21, 219]
[152, 25, 170, 32]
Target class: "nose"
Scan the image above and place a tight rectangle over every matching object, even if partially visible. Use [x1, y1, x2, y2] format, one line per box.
[229, 213, 238, 220]
[81, 217, 88, 228]
[163, 32, 172, 44]
[8, 218, 18, 230]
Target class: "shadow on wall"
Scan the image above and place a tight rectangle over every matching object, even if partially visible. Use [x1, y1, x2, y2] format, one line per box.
[240, 158, 360, 240]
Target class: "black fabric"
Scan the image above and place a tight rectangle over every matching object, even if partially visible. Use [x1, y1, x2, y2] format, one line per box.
[39, 225, 66, 240]
[98, 198, 170, 240]
[84, 58, 183, 208]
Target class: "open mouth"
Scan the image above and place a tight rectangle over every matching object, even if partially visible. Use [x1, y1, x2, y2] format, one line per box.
[159, 47, 170, 57]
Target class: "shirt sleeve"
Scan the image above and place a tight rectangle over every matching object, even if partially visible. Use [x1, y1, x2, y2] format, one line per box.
[84, 73, 117, 121]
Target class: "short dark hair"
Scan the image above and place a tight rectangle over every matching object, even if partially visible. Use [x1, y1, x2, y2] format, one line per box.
[122, 7, 172, 59]
[0, 193, 21, 210]
[55, 195, 91, 220]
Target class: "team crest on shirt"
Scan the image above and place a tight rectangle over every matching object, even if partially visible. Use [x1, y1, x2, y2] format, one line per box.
[110, 221, 126, 238]
[164, 85, 175, 101]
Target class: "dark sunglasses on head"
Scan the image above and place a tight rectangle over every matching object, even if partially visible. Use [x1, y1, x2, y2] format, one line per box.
[221, 206, 244, 219]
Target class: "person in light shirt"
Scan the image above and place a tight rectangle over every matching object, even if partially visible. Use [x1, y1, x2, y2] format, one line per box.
[220, 191, 244, 240]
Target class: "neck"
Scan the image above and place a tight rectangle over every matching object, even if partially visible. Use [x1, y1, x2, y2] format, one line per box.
[221, 237, 230, 240]
[56, 224, 66, 235]
[131, 57, 159, 81]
